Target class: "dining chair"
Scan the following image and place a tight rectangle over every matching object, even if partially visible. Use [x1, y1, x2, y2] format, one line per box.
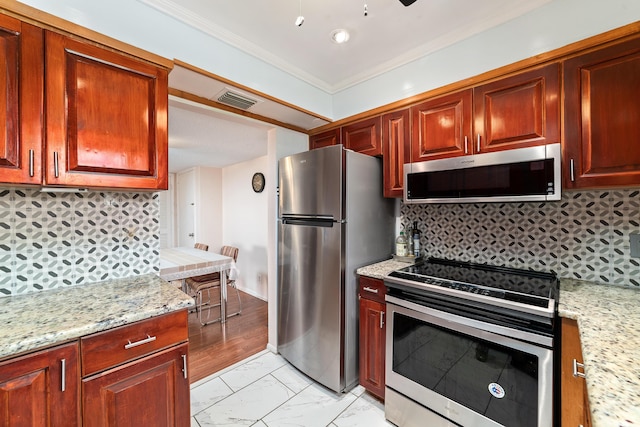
[185, 246, 240, 326]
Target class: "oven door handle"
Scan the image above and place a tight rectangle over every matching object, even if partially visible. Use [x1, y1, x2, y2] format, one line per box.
[385, 294, 553, 348]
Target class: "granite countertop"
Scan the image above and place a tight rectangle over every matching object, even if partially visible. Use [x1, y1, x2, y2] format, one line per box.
[558, 279, 640, 427]
[358, 259, 640, 426]
[356, 258, 415, 279]
[0, 274, 194, 361]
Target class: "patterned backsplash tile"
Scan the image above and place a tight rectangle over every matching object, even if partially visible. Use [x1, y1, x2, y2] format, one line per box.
[1, 186, 638, 296]
[401, 189, 640, 286]
[0, 188, 159, 296]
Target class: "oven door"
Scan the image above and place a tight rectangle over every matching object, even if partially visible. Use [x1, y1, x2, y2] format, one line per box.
[385, 295, 553, 427]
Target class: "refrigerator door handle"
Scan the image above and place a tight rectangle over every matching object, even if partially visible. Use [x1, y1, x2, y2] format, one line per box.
[282, 217, 335, 227]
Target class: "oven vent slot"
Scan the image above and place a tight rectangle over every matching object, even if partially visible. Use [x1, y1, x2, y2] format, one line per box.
[217, 90, 258, 110]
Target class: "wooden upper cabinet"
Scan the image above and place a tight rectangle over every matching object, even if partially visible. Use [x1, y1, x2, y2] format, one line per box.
[382, 109, 410, 198]
[410, 64, 559, 164]
[474, 63, 559, 153]
[564, 37, 640, 189]
[309, 128, 340, 150]
[45, 31, 168, 190]
[342, 116, 382, 156]
[0, 16, 43, 185]
[411, 90, 472, 162]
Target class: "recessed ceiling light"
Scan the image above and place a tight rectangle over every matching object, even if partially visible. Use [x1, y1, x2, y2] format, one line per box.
[331, 29, 350, 44]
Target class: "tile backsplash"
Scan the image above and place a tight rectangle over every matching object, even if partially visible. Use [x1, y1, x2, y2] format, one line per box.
[401, 189, 640, 286]
[0, 188, 159, 296]
[1, 186, 638, 296]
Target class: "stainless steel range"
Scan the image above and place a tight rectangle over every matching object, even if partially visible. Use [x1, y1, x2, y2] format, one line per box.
[384, 257, 558, 427]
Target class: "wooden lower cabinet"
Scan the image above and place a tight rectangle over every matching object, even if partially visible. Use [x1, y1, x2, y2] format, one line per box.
[358, 276, 386, 400]
[83, 343, 190, 427]
[0, 342, 80, 426]
[0, 311, 189, 427]
[560, 317, 591, 427]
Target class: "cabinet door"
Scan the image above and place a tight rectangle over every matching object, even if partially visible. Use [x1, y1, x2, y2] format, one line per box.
[474, 63, 559, 153]
[382, 109, 410, 198]
[83, 343, 190, 427]
[359, 297, 386, 400]
[560, 318, 591, 427]
[45, 31, 168, 190]
[0, 342, 80, 427]
[309, 128, 340, 150]
[0, 16, 43, 185]
[411, 89, 472, 162]
[564, 38, 640, 189]
[342, 116, 382, 156]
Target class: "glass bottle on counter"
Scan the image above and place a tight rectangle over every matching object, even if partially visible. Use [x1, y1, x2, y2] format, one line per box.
[395, 231, 407, 257]
[412, 221, 421, 257]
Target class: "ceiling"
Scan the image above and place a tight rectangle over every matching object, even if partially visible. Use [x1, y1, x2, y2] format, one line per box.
[158, 0, 552, 172]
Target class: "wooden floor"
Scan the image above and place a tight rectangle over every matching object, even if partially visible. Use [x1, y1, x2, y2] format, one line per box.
[187, 287, 269, 384]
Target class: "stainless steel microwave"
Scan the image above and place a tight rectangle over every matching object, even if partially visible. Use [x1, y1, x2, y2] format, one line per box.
[404, 143, 561, 204]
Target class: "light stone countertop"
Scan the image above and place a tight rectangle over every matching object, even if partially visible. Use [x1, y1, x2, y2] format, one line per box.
[356, 258, 415, 279]
[558, 279, 640, 427]
[0, 274, 194, 361]
[358, 259, 640, 427]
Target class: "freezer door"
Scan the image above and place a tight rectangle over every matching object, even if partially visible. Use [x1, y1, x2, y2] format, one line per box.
[277, 218, 345, 392]
[278, 145, 343, 219]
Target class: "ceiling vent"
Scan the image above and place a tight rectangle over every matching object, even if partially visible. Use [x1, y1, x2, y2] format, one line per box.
[216, 90, 259, 110]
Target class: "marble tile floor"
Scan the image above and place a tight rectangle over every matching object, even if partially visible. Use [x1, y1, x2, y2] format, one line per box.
[190, 349, 394, 427]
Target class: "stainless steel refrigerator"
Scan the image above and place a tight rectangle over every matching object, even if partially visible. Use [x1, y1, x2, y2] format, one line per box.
[277, 144, 395, 393]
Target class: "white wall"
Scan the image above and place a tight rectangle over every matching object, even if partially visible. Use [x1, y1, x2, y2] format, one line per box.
[158, 173, 176, 249]
[331, 0, 640, 118]
[20, 0, 640, 120]
[222, 156, 270, 300]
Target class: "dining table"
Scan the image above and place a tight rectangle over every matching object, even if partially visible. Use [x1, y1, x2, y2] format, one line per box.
[159, 246, 237, 323]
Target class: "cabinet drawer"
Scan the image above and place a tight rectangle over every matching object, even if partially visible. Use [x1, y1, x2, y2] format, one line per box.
[359, 276, 386, 304]
[81, 310, 188, 377]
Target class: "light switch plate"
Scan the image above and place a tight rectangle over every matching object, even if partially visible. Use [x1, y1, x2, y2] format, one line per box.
[631, 233, 640, 258]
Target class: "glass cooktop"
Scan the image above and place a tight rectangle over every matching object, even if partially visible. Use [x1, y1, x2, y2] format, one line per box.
[387, 257, 558, 309]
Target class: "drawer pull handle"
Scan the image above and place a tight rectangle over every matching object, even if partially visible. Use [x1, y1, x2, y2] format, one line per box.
[363, 286, 379, 294]
[124, 334, 157, 350]
[573, 358, 586, 378]
[182, 354, 188, 379]
[61, 358, 66, 392]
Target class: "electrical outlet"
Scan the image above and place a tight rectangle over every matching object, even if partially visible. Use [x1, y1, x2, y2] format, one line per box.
[631, 233, 640, 258]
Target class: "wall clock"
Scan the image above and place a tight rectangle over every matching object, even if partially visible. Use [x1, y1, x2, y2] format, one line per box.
[252, 172, 265, 193]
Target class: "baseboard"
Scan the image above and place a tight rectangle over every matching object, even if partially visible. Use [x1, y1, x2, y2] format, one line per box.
[236, 285, 267, 301]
